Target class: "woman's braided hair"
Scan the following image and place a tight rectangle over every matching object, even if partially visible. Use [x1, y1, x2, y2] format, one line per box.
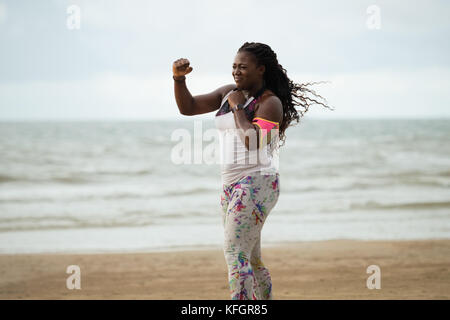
[238, 42, 334, 148]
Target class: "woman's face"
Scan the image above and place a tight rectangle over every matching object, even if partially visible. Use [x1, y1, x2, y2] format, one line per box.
[232, 51, 264, 90]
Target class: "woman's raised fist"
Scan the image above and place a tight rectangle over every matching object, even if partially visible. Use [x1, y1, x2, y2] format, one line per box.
[172, 58, 193, 77]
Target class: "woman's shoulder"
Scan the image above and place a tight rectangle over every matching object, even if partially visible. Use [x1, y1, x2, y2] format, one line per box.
[264, 88, 275, 95]
[257, 89, 280, 106]
[254, 89, 283, 121]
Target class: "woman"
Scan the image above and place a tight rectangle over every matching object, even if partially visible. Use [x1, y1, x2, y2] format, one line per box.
[172, 42, 332, 300]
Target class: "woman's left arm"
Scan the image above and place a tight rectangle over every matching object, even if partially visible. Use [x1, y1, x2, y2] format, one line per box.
[231, 94, 283, 151]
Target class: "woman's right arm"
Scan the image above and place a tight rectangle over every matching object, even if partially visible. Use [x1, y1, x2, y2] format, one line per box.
[173, 58, 236, 116]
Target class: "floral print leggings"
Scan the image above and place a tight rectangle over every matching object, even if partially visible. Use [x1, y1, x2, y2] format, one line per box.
[220, 172, 280, 300]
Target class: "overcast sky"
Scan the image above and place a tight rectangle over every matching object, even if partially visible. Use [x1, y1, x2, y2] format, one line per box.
[0, 0, 449, 121]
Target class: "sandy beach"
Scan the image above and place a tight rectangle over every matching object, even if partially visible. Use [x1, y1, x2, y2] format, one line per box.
[0, 239, 449, 300]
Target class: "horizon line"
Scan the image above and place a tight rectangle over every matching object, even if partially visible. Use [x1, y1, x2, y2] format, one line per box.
[1, 116, 450, 123]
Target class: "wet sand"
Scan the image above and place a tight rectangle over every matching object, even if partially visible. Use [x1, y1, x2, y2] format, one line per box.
[0, 239, 449, 299]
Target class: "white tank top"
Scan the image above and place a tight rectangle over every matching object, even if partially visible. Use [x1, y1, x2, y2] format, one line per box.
[214, 89, 280, 185]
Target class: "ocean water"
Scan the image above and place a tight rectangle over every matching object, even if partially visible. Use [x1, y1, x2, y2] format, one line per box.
[0, 119, 449, 254]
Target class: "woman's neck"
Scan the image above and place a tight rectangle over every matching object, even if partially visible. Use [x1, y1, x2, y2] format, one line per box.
[242, 80, 265, 100]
